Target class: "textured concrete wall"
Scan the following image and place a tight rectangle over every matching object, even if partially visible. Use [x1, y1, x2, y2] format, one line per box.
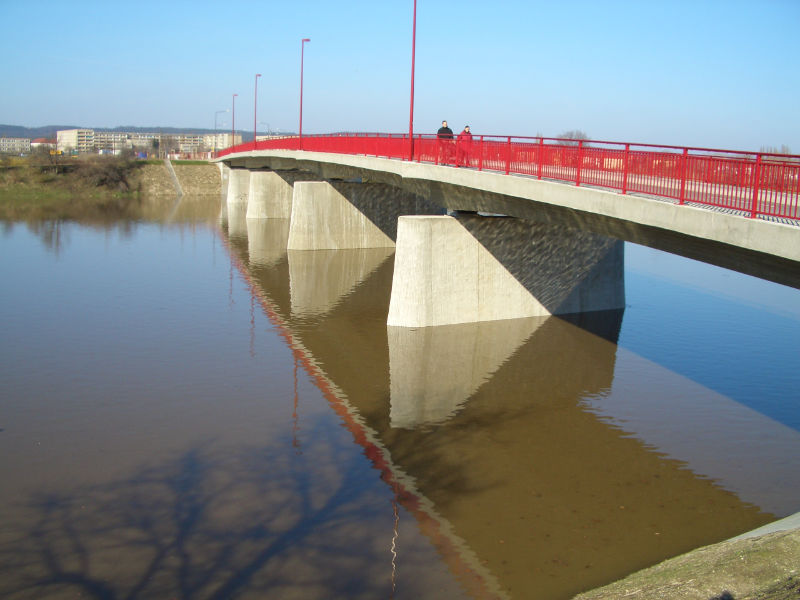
[387, 215, 625, 327]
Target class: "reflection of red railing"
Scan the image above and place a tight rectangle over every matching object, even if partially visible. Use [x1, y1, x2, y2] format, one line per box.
[217, 134, 800, 220]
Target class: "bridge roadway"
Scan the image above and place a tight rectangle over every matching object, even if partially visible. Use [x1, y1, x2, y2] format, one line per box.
[217, 149, 800, 294]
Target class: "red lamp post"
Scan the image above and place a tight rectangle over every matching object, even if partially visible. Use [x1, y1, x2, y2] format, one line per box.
[409, 0, 417, 161]
[299, 38, 310, 148]
[254, 73, 261, 150]
[232, 93, 238, 145]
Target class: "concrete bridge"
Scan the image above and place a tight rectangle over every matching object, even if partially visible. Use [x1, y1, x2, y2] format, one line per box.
[214, 147, 800, 327]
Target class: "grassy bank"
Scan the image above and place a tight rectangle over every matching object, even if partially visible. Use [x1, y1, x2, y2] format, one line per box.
[0, 153, 144, 220]
[575, 528, 799, 599]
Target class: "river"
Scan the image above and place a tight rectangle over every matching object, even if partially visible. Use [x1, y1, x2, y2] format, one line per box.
[1, 195, 798, 599]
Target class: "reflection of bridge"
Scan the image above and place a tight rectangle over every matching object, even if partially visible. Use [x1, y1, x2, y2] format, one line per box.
[220, 215, 800, 598]
[215, 141, 800, 311]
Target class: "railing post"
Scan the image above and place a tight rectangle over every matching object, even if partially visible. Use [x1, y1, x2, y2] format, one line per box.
[678, 148, 689, 204]
[750, 153, 762, 218]
[505, 137, 511, 175]
[537, 137, 544, 180]
[621, 143, 630, 194]
[479, 136, 484, 171]
[575, 140, 584, 187]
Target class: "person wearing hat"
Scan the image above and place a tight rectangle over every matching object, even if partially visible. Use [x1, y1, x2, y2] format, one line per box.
[456, 125, 473, 167]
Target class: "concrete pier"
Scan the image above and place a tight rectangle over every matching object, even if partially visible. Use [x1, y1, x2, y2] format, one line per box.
[287, 181, 441, 250]
[246, 170, 323, 219]
[387, 214, 625, 327]
[227, 168, 250, 207]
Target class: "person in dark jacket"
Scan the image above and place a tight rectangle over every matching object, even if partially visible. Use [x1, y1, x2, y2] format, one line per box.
[437, 120, 454, 163]
[456, 125, 473, 167]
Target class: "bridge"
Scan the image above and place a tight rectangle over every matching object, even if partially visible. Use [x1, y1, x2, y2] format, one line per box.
[213, 133, 800, 326]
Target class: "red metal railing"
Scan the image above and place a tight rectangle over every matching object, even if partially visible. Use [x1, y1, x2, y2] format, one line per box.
[217, 133, 800, 221]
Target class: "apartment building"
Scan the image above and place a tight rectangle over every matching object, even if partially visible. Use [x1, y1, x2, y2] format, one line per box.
[57, 129, 240, 154]
[57, 129, 95, 153]
[0, 137, 32, 154]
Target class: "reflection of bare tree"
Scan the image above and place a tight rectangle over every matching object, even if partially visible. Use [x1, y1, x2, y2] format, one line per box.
[25, 220, 68, 254]
[0, 425, 424, 600]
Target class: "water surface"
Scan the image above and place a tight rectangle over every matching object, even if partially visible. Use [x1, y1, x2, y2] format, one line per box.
[1, 202, 798, 599]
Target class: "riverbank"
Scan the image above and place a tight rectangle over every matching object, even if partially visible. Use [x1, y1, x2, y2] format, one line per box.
[575, 520, 799, 599]
[0, 157, 219, 221]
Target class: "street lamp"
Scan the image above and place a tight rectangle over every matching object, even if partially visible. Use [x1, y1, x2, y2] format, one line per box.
[254, 73, 261, 149]
[409, 0, 417, 161]
[232, 93, 238, 146]
[299, 37, 310, 148]
[214, 109, 229, 152]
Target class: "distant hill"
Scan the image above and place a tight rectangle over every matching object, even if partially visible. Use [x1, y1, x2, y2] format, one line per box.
[0, 125, 80, 139]
[0, 124, 292, 142]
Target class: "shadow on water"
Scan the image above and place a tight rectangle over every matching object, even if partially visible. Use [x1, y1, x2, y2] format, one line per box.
[0, 422, 470, 600]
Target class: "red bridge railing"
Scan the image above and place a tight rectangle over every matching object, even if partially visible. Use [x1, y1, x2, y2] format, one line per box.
[217, 133, 800, 221]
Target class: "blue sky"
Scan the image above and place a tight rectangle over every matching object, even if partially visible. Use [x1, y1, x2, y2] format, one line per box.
[1, 0, 798, 152]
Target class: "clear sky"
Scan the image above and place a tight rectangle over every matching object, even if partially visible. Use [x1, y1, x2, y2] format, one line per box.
[1, 0, 798, 152]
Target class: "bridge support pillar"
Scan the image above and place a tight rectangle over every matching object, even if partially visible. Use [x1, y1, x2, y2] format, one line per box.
[287, 181, 441, 250]
[218, 163, 230, 198]
[226, 168, 250, 207]
[246, 170, 325, 219]
[387, 215, 624, 327]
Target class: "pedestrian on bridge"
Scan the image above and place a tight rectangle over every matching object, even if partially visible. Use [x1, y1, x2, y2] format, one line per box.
[456, 125, 473, 167]
[437, 120, 454, 164]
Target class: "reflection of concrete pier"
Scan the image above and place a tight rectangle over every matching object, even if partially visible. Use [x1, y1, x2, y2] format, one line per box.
[288, 248, 394, 318]
[246, 218, 290, 268]
[220, 217, 798, 598]
[388, 317, 546, 428]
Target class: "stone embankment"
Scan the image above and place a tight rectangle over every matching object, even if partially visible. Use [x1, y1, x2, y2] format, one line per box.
[172, 163, 221, 195]
[134, 162, 220, 197]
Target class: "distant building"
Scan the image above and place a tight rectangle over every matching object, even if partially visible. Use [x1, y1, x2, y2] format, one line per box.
[56, 128, 241, 155]
[0, 137, 31, 155]
[57, 129, 95, 153]
[205, 132, 240, 152]
[31, 138, 56, 150]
